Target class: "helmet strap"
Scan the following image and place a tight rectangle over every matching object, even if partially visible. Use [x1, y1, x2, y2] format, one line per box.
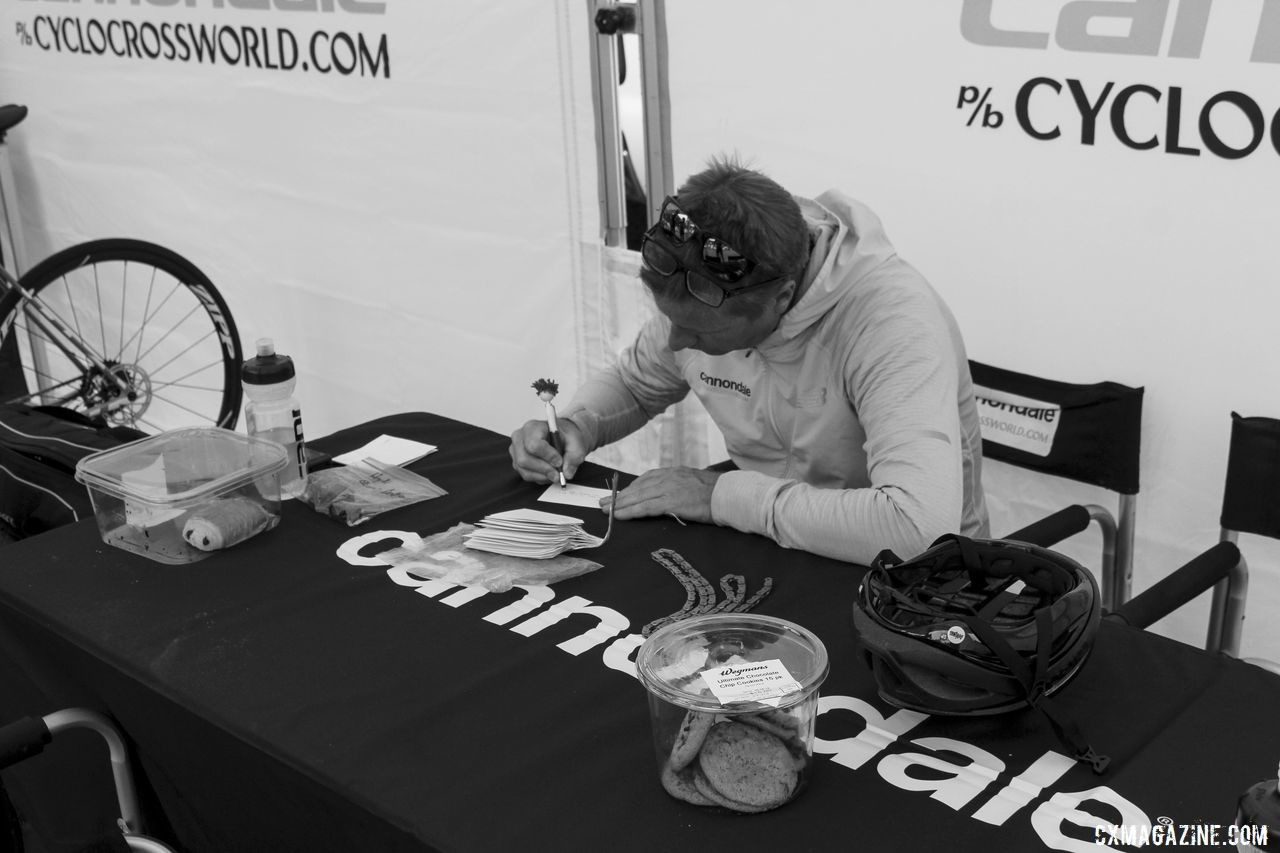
[959, 609, 1110, 774]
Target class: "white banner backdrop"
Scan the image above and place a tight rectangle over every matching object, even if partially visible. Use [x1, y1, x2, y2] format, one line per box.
[0, 0, 604, 441]
[662, 0, 1280, 660]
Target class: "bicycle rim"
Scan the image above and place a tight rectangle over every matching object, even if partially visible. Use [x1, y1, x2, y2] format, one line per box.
[0, 238, 243, 431]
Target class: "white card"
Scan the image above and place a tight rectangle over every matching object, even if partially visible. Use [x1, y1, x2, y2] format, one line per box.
[483, 507, 585, 526]
[538, 483, 613, 509]
[333, 434, 437, 468]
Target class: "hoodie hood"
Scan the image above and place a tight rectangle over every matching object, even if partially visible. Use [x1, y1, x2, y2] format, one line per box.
[769, 190, 901, 346]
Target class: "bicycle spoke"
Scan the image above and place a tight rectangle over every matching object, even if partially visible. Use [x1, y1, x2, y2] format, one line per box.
[118, 261, 128, 367]
[131, 263, 159, 371]
[59, 274, 88, 347]
[143, 388, 227, 423]
[148, 357, 232, 392]
[115, 279, 194, 360]
[132, 303, 210, 367]
[93, 263, 107, 365]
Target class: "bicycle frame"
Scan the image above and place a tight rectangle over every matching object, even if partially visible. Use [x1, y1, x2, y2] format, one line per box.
[0, 259, 134, 418]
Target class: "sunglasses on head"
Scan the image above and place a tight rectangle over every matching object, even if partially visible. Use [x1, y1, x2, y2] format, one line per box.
[640, 196, 786, 308]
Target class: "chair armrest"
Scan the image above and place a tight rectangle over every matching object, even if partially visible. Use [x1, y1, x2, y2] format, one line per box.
[1003, 505, 1093, 547]
[1106, 540, 1241, 631]
[0, 715, 50, 770]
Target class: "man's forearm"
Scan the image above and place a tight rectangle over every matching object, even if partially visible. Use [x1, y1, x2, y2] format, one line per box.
[559, 370, 656, 451]
[710, 460, 963, 566]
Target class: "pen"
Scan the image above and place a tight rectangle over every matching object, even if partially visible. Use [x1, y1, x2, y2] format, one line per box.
[532, 378, 567, 488]
[547, 409, 567, 488]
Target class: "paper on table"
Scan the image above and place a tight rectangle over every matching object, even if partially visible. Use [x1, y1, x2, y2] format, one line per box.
[537, 482, 613, 510]
[465, 474, 619, 560]
[464, 508, 606, 559]
[332, 434, 437, 469]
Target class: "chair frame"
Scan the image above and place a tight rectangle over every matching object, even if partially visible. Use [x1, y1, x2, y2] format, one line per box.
[1207, 530, 1248, 656]
[1106, 412, 1276, 658]
[0, 707, 176, 852]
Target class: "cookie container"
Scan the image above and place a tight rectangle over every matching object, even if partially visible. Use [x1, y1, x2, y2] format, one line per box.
[74, 427, 287, 564]
[637, 613, 830, 813]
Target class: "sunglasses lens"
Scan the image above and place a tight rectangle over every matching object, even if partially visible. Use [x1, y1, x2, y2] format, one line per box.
[670, 213, 697, 243]
[641, 238, 678, 276]
[701, 238, 750, 282]
[659, 199, 699, 245]
[685, 272, 726, 307]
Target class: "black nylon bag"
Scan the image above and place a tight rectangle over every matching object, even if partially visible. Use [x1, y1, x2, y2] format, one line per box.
[0, 405, 146, 541]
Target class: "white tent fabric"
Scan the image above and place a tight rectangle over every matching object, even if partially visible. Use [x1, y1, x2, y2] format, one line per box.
[0, 0, 707, 473]
[1, 1, 1277, 663]
[0, 1, 609, 438]
[659, 1, 1280, 661]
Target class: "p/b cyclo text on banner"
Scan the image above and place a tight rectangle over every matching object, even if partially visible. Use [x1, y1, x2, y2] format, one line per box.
[955, 0, 1280, 161]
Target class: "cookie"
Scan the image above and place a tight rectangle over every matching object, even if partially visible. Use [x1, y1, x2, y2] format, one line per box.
[696, 720, 799, 811]
[737, 709, 799, 741]
[667, 710, 714, 771]
[737, 710, 808, 768]
[692, 769, 772, 814]
[661, 763, 715, 806]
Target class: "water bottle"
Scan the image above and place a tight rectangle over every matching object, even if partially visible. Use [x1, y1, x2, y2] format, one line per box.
[241, 338, 307, 499]
[1234, 762, 1280, 852]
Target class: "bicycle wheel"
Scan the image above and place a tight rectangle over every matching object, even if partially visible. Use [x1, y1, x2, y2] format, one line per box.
[0, 239, 243, 431]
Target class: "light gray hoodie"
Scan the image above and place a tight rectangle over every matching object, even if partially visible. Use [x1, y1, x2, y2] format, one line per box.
[563, 190, 988, 565]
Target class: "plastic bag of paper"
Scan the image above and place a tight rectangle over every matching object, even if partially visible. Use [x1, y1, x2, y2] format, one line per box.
[300, 459, 447, 526]
[381, 523, 603, 592]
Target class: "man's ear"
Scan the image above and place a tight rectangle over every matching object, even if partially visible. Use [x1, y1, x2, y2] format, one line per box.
[774, 279, 798, 313]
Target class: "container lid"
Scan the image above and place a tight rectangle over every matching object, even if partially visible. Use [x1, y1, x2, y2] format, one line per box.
[637, 613, 830, 713]
[241, 338, 295, 385]
[74, 427, 287, 507]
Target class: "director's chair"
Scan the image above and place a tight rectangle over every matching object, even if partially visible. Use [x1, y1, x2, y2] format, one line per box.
[1106, 412, 1278, 657]
[969, 360, 1144, 612]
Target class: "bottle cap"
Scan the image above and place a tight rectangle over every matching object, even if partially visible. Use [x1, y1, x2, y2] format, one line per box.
[241, 337, 296, 385]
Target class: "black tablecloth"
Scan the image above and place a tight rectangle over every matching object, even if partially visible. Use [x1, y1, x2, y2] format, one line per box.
[2, 412, 1278, 852]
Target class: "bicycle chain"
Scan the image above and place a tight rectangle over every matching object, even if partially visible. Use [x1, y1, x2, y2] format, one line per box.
[641, 549, 774, 637]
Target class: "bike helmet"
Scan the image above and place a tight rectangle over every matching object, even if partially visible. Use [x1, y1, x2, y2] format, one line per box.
[851, 534, 1108, 772]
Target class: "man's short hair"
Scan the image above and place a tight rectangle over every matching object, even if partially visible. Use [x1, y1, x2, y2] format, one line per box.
[676, 156, 810, 286]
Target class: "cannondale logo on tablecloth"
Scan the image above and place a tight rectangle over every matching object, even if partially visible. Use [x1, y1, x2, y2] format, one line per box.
[335, 527, 1159, 853]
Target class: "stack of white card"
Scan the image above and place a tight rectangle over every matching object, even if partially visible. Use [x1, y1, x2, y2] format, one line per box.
[464, 508, 607, 559]
[332, 434, 437, 470]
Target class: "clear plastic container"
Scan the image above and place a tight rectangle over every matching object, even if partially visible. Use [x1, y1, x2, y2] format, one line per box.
[74, 427, 287, 564]
[636, 613, 829, 813]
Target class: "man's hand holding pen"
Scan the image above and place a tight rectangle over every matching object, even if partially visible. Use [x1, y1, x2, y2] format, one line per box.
[509, 416, 589, 486]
